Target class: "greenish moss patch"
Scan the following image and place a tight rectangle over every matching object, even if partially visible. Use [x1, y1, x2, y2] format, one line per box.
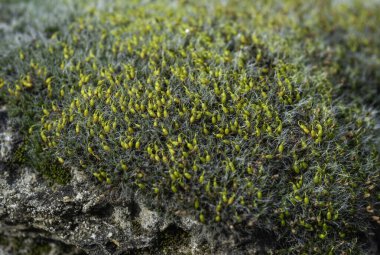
[1, 0, 379, 253]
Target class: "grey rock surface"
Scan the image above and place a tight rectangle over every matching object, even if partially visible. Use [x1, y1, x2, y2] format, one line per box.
[0, 166, 202, 255]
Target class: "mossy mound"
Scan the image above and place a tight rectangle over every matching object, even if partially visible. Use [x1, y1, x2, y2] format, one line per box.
[1, 0, 379, 253]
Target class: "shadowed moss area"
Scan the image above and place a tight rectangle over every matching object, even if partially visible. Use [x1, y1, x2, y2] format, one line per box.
[0, 234, 86, 255]
[1, 0, 379, 254]
[125, 225, 194, 255]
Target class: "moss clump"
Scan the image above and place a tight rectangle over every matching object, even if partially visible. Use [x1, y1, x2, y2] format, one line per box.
[0, 234, 85, 255]
[1, 0, 379, 253]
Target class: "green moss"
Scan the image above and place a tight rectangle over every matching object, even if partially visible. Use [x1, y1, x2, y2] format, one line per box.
[0, 234, 86, 255]
[1, 0, 379, 253]
[0, 234, 10, 246]
[0, 235, 51, 255]
[157, 226, 191, 255]
[131, 225, 192, 255]
[8, 133, 71, 185]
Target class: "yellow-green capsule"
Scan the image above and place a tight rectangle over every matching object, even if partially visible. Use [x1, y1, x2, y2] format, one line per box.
[265, 154, 273, 159]
[228, 162, 236, 172]
[227, 195, 235, 205]
[184, 172, 192, 180]
[222, 193, 228, 203]
[43, 108, 49, 116]
[317, 123, 323, 136]
[299, 124, 310, 134]
[276, 123, 282, 134]
[327, 211, 332, 220]
[199, 213, 205, 223]
[121, 163, 128, 171]
[177, 135, 183, 144]
[293, 164, 300, 174]
[215, 133, 224, 139]
[255, 127, 261, 137]
[221, 92, 227, 104]
[186, 143, 194, 150]
[301, 139, 307, 149]
[199, 172, 205, 184]
[194, 198, 199, 209]
[278, 142, 284, 154]
[19, 50, 25, 60]
[304, 195, 309, 205]
[257, 191, 262, 199]
[313, 174, 320, 184]
[104, 125, 110, 133]
[92, 113, 98, 123]
[40, 131, 47, 142]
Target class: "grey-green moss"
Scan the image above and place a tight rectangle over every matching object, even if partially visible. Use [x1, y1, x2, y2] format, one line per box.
[0, 234, 84, 255]
[1, 0, 379, 254]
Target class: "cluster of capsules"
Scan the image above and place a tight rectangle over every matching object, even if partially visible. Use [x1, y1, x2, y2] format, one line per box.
[2, 0, 379, 253]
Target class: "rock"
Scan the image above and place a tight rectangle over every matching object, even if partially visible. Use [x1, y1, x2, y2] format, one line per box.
[0, 165, 209, 254]
[0, 106, 11, 162]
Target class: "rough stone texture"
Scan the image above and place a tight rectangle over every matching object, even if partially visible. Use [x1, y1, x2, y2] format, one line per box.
[0, 165, 204, 255]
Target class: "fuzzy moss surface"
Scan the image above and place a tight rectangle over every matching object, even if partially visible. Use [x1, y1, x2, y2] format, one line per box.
[1, 0, 380, 254]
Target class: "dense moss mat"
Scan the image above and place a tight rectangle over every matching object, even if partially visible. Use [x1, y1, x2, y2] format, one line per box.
[1, 0, 380, 253]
